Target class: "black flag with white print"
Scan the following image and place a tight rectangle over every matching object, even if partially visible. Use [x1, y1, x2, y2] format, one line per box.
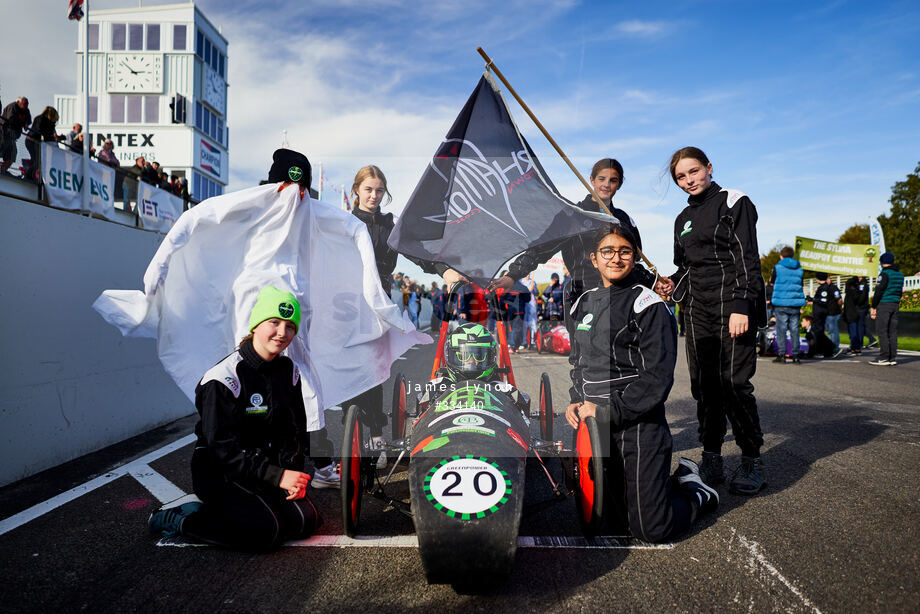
[388, 72, 615, 285]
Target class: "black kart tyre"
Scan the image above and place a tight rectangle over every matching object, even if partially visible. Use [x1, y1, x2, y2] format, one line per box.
[573, 417, 605, 537]
[341, 404, 366, 538]
[391, 373, 408, 441]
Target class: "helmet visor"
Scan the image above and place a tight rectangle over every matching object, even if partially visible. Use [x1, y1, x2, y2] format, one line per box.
[454, 344, 491, 368]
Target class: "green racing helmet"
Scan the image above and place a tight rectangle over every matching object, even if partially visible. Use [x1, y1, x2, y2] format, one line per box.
[444, 323, 498, 381]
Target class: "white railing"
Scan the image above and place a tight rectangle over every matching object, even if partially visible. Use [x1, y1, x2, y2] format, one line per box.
[803, 275, 918, 299]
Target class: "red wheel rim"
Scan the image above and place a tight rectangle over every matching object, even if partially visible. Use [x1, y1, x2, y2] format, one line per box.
[349, 417, 361, 521]
[398, 379, 406, 438]
[575, 421, 595, 526]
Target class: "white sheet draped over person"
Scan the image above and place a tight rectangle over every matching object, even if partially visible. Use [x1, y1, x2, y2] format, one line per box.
[93, 180, 431, 431]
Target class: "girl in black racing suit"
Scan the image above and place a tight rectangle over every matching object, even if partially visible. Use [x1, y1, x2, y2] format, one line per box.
[147, 286, 321, 550]
[566, 224, 718, 543]
[667, 147, 768, 495]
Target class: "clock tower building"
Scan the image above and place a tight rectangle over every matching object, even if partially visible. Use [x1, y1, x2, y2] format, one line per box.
[55, 2, 228, 202]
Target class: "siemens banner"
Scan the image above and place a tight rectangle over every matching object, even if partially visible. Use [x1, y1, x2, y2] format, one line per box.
[41, 143, 115, 218]
[137, 182, 183, 233]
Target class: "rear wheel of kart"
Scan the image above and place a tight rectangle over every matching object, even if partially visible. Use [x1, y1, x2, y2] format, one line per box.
[573, 417, 605, 537]
[536, 328, 544, 353]
[391, 373, 408, 442]
[539, 372, 553, 442]
[341, 404, 366, 538]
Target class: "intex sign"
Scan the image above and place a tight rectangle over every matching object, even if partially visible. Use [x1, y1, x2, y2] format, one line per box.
[199, 139, 221, 178]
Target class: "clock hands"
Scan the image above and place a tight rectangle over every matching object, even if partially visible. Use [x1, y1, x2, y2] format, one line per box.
[120, 60, 138, 75]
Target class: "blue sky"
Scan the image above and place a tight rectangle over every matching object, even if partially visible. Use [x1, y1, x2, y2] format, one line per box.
[5, 0, 919, 283]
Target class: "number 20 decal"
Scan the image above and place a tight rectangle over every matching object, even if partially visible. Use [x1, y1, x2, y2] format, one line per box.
[424, 456, 511, 519]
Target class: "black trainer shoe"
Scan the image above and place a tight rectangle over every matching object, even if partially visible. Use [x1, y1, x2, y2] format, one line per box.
[729, 457, 767, 495]
[791, 357, 801, 365]
[674, 457, 700, 479]
[147, 501, 201, 536]
[677, 472, 720, 513]
[699, 451, 725, 485]
[772, 355, 785, 364]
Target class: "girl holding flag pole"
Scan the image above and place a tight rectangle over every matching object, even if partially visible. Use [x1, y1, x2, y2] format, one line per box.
[662, 146, 768, 495]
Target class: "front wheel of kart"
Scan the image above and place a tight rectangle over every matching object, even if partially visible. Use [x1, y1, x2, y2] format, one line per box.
[573, 417, 605, 537]
[391, 373, 408, 441]
[539, 372, 553, 441]
[536, 328, 544, 353]
[341, 404, 367, 538]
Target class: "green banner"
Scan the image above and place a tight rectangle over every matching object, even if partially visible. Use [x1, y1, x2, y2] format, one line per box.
[794, 236, 880, 277]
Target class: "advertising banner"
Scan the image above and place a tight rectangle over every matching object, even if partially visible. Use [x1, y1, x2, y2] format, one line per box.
[41, 143, 115, 218]
[137, 181, 183, 233]
[795, 236, 881, 277]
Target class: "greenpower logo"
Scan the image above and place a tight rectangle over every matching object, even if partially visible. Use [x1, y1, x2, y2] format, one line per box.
[278, 302, 295, 318]
[680, 220, 693, 237]
[288, 166, 303, 182]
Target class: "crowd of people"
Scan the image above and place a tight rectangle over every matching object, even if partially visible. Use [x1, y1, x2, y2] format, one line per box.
[1, 96, 192, 211]
[762, 248, 905, 366]
[100, 144, 905, 551]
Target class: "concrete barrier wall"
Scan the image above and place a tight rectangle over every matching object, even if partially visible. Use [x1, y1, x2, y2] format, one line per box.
[0, 195, 193, 487]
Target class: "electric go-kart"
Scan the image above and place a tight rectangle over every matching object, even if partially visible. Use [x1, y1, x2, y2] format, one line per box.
[536, 321, 571, 355]
[757, 322, 809, 357]
[340, 284, 607, 586]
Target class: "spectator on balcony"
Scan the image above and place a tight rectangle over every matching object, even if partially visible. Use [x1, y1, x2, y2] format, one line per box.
[177, 177, 190, 204]
[25, 106, 64, 178]
[122, 155, 146, 212]
[96, 139, 119, 169]
[68, 132, 96, 157]
[67, 123, 82, 146]
[142, 159, 159, 185]
[1, 97, 32, 175]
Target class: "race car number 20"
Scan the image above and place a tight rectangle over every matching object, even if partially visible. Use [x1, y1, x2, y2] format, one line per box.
[423, 456, 512, 520]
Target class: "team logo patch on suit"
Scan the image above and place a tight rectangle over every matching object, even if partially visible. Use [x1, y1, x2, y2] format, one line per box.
[577, 313, 593, 331]
[246, 392, 268, 414]
[680, 220, 693, 237]
[633, 287, 663, 313]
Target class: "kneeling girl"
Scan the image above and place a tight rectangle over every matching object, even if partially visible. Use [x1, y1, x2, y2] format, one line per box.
[148, 286, 321, 550]
[566, 225, 717, 543]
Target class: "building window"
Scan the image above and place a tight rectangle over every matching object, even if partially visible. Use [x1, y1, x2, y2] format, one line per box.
[112, 23, 126, 50]
[88, 96, 98, 123]
[111, 96, 159, 124]
[110, 95, 126, 123]
[218, 53, 225, 78]
[194, 172, 223, 201]
[126, 96, 143, 122]
[88, 23, 99, 50]
[144, 96, 159, 123]
[146, 24, 160, 50]
[128, 24, 144, 50]
[194, 102, 225, 145]
[196, 29, 203, 57]
[173, 24, 186, 50]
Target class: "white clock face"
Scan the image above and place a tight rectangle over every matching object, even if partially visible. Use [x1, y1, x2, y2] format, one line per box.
[108, 54, 163, 93]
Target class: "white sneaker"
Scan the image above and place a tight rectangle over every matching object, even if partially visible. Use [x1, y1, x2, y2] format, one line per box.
[311, 462, 340, 489]
[370, 436, 387, 469]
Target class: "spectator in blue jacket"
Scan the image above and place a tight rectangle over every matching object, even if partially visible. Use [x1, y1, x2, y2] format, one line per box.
[768, 246, 806, 364]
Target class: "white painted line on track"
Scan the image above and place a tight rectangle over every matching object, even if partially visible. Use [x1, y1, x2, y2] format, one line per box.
[128, 465, 187, 504]
[727, 526, 823, 614]
[158, 534, 673, 549]
[0, 434, 196, 536]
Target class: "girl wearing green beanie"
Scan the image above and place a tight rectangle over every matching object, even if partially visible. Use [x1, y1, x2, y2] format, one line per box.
[147, 286, 323, 549]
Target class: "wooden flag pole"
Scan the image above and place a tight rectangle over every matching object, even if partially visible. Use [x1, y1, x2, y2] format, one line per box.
[476, 46, 658, 274]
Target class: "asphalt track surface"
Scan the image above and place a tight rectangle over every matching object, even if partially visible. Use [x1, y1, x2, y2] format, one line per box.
[1, 333, 918, 613]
